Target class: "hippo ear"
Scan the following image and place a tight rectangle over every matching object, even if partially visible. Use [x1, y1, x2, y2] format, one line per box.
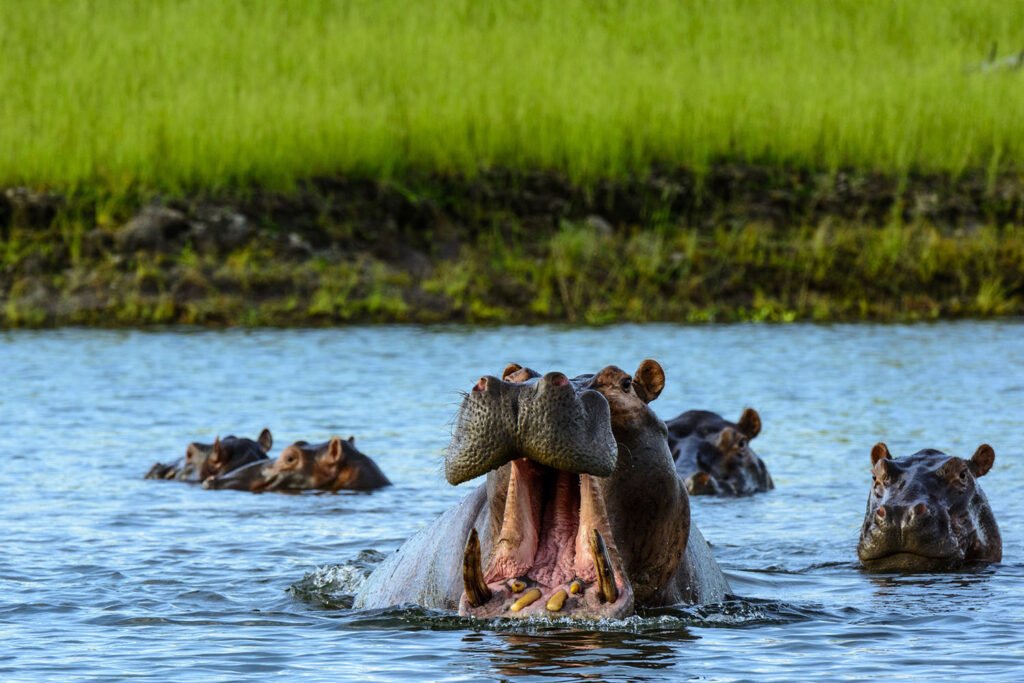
[716, 428, 737, 451]
[258, 428, 273, 452]
[209, 436, 223, 463]
[503, 364, 541, 383]
[969, 444, 995, 477]
[324, 437, 345, 465]
[347, 435, 355, 444]
[737, 408, 761, 439]
[870, 442, 892, 466]
[632, 359, 665, 403]
[502, 363, 523, 380]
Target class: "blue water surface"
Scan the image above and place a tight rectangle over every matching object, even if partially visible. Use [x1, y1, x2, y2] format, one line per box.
[1, 322, 1022, 681]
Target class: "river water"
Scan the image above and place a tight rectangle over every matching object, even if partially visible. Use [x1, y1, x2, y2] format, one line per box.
[1, 323, 1022, 681]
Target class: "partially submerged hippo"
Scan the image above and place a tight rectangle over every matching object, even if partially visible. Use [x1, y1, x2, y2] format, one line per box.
[355, 360, 729, 619]
[144, 429, 273, 482]
[204, 436, 391, 492]
[858, 443, 1002, 571]
[201, 458, 273, 491]
[201, 431, 274, 480]
[666, 409, 772, 496]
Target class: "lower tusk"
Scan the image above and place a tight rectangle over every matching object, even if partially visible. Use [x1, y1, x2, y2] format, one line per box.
[589, 528, 619, 604]
[462, 528, 492, 608]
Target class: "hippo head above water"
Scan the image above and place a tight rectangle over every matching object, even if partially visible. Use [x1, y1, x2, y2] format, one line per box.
[144, 428, 272, 482]
[857, 443, 1002, 572]
[667, 409, 772, 496]
[258, 436, 392, 492]
[447, 359, 689, 620]
[197, 428, 273, 481]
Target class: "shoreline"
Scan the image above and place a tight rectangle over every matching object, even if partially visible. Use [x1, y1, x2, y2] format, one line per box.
[3, 165, 1024, 328]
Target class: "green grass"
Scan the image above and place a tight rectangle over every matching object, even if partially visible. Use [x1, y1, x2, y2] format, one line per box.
[3, 0, 1024, 192]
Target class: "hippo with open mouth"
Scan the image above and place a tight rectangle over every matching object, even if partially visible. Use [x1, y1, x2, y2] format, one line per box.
[144, 429, 273, 482]
[666, 409, 772, 496]
[354, 360, 730, 619]
[858, 442, 1002, 571]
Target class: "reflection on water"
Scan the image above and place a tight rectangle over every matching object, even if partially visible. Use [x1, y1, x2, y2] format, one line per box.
[1, 322, 1023, 681]
[467, 630, 685, 679]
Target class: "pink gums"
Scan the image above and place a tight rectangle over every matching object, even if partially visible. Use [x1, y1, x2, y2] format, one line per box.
[529, 470, 580, 586]
[462, 458, 634, 619]
[484, 459, 612, 588]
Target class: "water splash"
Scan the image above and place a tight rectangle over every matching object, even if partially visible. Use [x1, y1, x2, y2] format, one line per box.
[287, 550, 387, 609]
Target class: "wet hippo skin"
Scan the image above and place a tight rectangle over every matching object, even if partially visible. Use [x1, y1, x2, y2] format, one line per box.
[858, 442, 1001, 571]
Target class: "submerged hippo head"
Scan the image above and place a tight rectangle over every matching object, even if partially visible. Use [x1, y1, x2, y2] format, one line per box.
[198, 429, 273, 481]
[259, 436, 391, 492]
[451, 359, 685, 620]
[202, 458, 274, 491]
[858, 443, 1002, 571]
[144, 428, 272, 482]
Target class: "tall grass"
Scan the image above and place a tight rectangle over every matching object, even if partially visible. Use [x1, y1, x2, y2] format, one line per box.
[2, 0, 1024, 191]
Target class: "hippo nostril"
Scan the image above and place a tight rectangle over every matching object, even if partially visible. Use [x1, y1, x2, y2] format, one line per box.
[912, 503, 928, 518]
[876, 506, 886, 519]
[473, 377, 488, 393]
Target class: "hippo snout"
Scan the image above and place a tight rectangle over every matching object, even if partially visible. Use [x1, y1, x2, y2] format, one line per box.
[445, 370, 618, 485]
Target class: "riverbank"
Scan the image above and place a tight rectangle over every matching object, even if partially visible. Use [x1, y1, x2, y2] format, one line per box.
[4, 166, 1023, 327]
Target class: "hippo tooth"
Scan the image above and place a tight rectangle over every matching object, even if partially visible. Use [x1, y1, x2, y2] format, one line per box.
[462, 528, 491, 608]
[545, 589, 568, 612]
[510, 588, 542, 612]
[589, 529, 618, 604]
[568, 579, 584, 595]
[508, 579, 527, 594]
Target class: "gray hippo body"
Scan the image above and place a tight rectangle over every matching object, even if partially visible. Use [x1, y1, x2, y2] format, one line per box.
[356, 360, 730, 618]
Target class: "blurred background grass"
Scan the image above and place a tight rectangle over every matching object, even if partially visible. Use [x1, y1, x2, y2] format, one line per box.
[3, 0, 1023, 193]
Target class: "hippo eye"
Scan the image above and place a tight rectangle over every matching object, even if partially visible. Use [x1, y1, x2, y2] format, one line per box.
[619, 377, 632, 392]
[737, 438, 747, 450]
[873, 478, 884, 495]
[958, 469, 967, 482]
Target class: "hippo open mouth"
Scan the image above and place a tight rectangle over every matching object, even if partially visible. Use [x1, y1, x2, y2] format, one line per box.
[460, 458, 633, 618]
[447, 371, 632, 619]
